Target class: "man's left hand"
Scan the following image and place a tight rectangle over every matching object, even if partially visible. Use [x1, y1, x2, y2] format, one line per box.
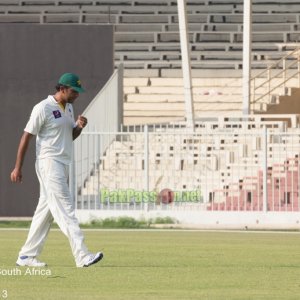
[76, 115, 88, 129]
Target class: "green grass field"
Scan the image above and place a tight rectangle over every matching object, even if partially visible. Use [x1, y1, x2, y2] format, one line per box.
[1, 229, 300, 300]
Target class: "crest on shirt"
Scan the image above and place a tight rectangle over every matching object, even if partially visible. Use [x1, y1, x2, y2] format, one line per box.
[53, 110, 62, 119]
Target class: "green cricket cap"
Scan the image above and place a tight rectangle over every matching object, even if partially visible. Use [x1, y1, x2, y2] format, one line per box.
[58, 73, 85, 93]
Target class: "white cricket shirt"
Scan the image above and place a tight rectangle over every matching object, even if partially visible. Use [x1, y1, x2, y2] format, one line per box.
[24, 95, 77, 165]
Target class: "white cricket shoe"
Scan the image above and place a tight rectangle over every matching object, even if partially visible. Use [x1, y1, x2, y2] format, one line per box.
[83, 252, 103, 267]
[16, 256, 47, 267]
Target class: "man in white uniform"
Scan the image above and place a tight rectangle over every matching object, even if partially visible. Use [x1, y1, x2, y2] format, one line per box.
[11, 73, 103, 267]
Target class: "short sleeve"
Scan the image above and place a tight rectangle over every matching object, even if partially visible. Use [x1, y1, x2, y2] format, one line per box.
[24, 103, 46, 135]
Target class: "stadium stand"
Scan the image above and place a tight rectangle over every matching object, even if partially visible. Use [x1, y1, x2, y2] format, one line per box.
[3, 0, 300, 215]
[77, 115, 300, 212]
[1, 0, 300, 124]
[1, 0, 300, 73]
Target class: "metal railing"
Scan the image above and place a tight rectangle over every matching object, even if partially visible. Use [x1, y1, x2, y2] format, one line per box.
[74, 126, 300, 212]
[250, 47, 300, 112]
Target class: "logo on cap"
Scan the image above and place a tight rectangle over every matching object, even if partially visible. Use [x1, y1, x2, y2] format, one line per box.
[58, 73, 85, 93]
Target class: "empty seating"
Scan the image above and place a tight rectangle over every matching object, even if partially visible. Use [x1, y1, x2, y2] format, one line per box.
[123, 77, 299, 125]
[78, 117, 300, 212]
[1, 1, 300, 73]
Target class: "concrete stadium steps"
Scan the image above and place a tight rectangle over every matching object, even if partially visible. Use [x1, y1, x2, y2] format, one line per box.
[125, 96, 241, 104]
[260, 87, 300, 115]
[125, 88, 285, 99]
[115, 49, 294, 64]
[122, 77, 299, 125]
[116, 42, 286, 53]
[123, 111, 292, 126]
[124, 77, 298, 91]
[123, 77, 243, 124]
[123, 103, 243, 120]
[1, 1, 300, 71]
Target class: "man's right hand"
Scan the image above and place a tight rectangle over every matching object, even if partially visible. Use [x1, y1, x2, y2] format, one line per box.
[11, 168, 23, 183]
[10, 132, 33, 184]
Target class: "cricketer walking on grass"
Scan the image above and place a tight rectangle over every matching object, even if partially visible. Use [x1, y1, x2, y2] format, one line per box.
[10, 73, 103, 268]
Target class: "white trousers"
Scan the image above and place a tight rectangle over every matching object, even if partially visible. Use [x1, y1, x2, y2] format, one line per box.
[19, 158, 89, 267]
